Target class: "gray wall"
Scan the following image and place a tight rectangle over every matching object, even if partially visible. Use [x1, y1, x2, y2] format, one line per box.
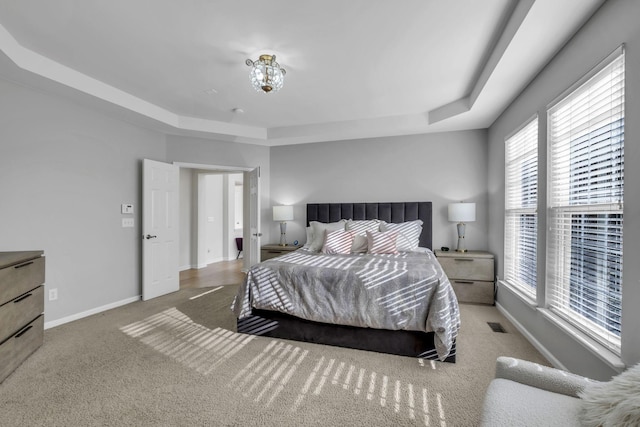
[270, 130, 489, 251]
[0, 78, 273, 326]
[487, 0, 640, 380]
[0, 78, 165, 324]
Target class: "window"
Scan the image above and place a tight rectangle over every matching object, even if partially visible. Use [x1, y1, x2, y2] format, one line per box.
[547, 49, 624, 354]
[504, 118, 538, 297]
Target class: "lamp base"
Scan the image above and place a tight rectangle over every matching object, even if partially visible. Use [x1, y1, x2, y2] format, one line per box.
[279, 222, 287, 246]
[456, 222, 467, 252]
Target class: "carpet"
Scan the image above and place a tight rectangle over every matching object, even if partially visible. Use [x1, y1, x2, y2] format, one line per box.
[0, 285, 548, 426]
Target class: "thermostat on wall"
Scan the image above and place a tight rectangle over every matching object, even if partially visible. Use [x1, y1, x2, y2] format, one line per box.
[121, 204, 134, 214]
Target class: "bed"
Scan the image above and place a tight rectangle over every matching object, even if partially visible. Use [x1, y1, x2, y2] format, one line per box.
[232, 202, 460, 362]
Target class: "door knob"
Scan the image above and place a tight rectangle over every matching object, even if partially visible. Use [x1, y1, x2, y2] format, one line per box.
[145, 234, 157, 239]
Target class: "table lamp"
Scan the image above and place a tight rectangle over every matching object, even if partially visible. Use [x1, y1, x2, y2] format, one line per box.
[273, 205, 294, 246]
[448, 202, 476, 252]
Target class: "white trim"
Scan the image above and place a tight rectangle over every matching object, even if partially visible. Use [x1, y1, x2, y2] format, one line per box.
[537, 307, 625, 371]
[495, 301, 567, 371]
[173, 162, 254, 172]
[44, 296, 140, 329]
[497, 279, 537, 308]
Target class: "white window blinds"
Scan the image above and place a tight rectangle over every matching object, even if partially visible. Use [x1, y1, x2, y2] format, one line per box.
[505, 118, 538, 297]
[547, 49, 624, 354]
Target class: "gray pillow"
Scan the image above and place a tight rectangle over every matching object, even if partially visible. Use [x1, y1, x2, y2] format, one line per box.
[308, 220, 346, 252]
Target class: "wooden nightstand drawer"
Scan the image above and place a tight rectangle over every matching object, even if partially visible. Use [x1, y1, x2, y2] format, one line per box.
[437, 256, 493, 281]
[261, 244, 301, 261]
[450, 280, 494, 305]
[435, 250, 494, 305]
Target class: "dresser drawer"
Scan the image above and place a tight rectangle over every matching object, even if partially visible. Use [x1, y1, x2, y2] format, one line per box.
[0, 315, 44, 383]
[450, 280, 494, 305]
[0, 285, 44, 344]
[0, 256, 45, 305]
[438, 256, 493, 281]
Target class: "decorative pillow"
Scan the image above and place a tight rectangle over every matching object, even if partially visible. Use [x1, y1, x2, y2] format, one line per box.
[308, 220, 346, 252]
[578, 363, 640, 427]
[322, 230, 356, 254]
[366, 230, 399, 254]
[380, 219, 423, 251]
[346, 219, 380, 253]
[302, 226, 313, 249]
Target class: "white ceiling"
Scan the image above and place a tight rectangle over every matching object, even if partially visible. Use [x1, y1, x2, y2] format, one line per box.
[0, 0, 604, 146]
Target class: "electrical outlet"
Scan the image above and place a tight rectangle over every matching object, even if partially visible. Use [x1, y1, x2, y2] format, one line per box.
[49, 288, 58, 301]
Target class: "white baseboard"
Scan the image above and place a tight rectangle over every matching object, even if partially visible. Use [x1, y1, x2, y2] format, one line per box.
[44, 295, 140, 330]
[495, 302, 567, 371]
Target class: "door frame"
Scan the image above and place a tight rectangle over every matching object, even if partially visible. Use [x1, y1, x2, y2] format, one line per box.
[174, 162, 258, 273]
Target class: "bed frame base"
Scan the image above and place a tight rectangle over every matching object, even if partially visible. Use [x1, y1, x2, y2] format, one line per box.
[237, 310, 456, 363]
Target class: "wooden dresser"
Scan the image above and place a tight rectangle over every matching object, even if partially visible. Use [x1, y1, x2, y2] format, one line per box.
[435, 250, 495, 305]
[0, 251, 45, 383]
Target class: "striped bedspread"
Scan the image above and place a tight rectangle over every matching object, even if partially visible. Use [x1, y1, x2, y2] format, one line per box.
[231, 248, 460, 360]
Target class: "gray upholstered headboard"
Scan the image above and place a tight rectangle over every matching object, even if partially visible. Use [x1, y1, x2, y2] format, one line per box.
[306, 202, 433, 250]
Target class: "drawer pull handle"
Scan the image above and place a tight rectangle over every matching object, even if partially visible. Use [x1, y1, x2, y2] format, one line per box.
[14, 261, 34, 269]
[15, 325, 33, 338]
[14, 293, 33, 303]
[454, 259, 474, 262]
[454, 280, 475, 284]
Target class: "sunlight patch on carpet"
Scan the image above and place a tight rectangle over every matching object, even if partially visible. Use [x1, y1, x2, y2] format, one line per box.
[290, 354, 448, 426]
[120, 307, 254, 375]
[120, 306, 449, 426]
[228, 339, 309, 407]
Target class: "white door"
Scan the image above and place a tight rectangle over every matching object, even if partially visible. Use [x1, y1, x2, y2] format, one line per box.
[246, 167, 261, 268]
[142, 159, 179, 300]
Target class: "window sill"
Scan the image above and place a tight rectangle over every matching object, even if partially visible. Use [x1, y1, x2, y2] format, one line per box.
[498, 280, 625, 372]
[537, 308, 625, 372]
[497, 280, 537, 309]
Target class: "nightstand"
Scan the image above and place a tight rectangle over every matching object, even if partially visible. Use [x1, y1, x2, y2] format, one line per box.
[435, 250, 495, 305]
[261, 244, 301, 261]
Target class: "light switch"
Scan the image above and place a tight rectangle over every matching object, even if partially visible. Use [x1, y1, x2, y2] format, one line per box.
[208, 216, 215, 222]
[121, 204, 134, 214]
[122, 218, 134, 228]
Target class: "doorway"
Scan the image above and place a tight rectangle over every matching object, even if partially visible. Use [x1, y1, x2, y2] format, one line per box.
[178, 168, 244, 273]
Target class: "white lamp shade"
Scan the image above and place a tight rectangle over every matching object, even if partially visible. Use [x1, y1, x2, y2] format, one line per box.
[273, 205, 294, 222]
[448, 203, 476, 222]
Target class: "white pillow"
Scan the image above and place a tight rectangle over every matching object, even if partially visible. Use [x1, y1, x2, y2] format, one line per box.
[322, 230, 355, 254]
[308, 220, 346, 252]
[346, 219, 380, 253]
[380, 219, 423, 251]
[366, 230, 399, 254]
[578, 362, 640, 427]
[302, 226, 313, 248]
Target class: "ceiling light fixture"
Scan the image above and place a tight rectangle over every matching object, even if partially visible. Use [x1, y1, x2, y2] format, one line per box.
[245, 54, 286, 93]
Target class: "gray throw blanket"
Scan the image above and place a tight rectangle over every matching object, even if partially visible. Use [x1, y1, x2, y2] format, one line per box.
[232, 249, 460, 360]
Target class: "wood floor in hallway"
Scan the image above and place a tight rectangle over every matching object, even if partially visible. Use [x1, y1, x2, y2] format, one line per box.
[179, 259, 245, 289]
